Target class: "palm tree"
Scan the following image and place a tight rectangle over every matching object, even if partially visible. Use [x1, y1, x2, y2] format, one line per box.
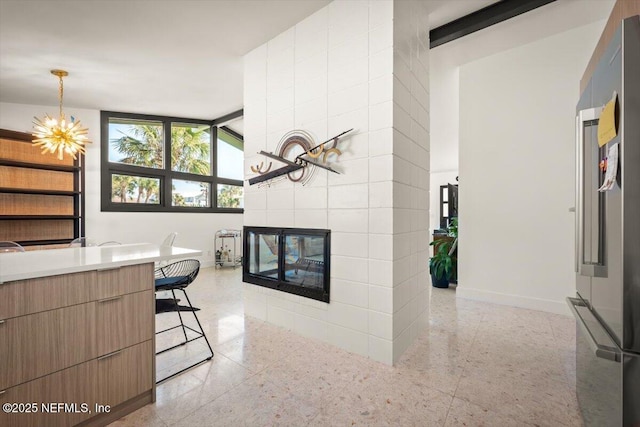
[111, 124, 163, 168]
[112, 175, 136, 202]
[134, 177, 159, 204]
[217, 185, 243, 208]
[171, 126, 210, 175]
[141, 179, 159, 204]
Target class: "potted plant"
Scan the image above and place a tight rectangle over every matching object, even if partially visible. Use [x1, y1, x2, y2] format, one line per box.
[429, 239, 454, 288]
[429, 218, 458, 288]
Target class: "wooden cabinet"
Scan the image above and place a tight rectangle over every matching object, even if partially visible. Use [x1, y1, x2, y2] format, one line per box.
[0, 303, 96, 390]
[0, 263, 155, 426]
[96, 290, 153, 356]
[0, 271, 96, 319]
[97, 264, 152, 299]
[96, 341, 153, 408]
[0, 361, 96, 427]
[0, 128, 84, 248]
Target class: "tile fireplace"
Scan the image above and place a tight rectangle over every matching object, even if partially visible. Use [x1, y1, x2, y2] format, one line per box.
[242, 226, 330, 303]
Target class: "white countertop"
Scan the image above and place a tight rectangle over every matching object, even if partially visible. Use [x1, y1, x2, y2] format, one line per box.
[0, 243, 202, 283]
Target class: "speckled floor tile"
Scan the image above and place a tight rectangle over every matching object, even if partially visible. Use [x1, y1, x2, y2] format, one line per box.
[108, 268, 582, 427]
[444, 397, 537, 427]
[172, 374, 314, 427]
[108, 404, 167, 427]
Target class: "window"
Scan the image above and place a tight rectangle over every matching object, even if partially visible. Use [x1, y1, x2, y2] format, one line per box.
[101, 111, 243, 213]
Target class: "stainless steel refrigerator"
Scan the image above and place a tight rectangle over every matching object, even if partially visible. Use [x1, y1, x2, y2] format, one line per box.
[568, 15, 640, 427]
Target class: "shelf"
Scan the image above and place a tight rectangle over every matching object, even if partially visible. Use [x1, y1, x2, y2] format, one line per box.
[0, 187, 79, 196]
[17, 239, 74, 247]
[0, 159, 80, 172]
[0, 128, 85, 248]
[0, 215, 80, 220]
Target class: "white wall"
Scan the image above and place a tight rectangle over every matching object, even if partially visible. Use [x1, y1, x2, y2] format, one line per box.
[0, 102, 243, 265]
[457, 20, 604, 314]
[242, 0, 430, 364]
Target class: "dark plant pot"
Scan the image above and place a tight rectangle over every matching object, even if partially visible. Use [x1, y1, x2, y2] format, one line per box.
[431, 273, 449, 288]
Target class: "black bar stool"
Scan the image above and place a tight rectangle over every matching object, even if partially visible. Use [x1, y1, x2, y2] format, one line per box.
[154, 259, 213, 383]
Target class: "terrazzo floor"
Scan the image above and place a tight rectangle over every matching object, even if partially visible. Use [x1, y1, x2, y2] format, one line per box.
[110, 267, 581, 426]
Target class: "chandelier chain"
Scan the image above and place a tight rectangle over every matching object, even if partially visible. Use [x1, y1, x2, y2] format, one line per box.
[58, 74, 64, 118]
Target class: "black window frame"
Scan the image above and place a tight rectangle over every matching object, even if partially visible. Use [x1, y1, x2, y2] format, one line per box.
[100, 110, 244, 213]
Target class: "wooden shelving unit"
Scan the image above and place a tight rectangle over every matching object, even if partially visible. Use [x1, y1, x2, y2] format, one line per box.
[0, 128, 84, 249]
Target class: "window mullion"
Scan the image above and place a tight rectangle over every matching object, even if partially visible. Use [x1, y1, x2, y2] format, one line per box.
[212, 126, 218, 209]
[163, 120, 172, 208]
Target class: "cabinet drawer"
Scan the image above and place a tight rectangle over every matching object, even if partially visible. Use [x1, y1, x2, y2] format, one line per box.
[0, 303, 96, 390]
[96, 290, 154, 356]
[0, 271, 96, 319]
[0, 360, 96, 427]
[96, 341, 153, 408]
[97, 263, 153, 300]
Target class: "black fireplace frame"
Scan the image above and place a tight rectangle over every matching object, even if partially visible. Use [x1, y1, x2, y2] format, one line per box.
[242, 226, 331, 303]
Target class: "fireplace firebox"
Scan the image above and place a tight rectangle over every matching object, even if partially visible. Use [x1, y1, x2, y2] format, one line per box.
[243, 226, 330, 303]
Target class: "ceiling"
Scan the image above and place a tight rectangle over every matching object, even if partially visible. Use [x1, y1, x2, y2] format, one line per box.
[1, 0, 605, 126]
[0, 0, 331, 121]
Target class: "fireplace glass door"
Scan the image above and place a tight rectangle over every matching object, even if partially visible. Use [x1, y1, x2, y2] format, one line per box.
[284, 234, 326, 290]
[243, 227, 330, 303]
[247, 230, 279, 279]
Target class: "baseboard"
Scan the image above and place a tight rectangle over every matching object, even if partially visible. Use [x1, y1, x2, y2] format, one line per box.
[200, 259, 216, 269]
[456, 287, 572, 316]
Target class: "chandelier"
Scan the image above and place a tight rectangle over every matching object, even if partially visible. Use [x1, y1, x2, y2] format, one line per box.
[32, 70, 91, 160]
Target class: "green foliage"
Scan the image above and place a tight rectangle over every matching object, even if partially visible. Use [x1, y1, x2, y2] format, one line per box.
[170, 126, 211, 175]
[111, 175, 136, 202]
[447, 217, 458, 238]
[111, 124, 211, 175]
[429, 218, 459, 281]
[217, 185, 243, 208]
[172, 193, 186, 207]
[112, 125, 163, 169]
[429, 239, 455, 281]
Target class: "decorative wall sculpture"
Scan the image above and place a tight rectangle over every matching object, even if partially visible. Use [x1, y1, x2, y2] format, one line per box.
[248, 129, 352, 186]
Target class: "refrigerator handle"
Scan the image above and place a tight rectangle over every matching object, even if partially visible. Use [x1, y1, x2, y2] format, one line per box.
[576, 107, 604, 277]
[567, 297, 621, 362]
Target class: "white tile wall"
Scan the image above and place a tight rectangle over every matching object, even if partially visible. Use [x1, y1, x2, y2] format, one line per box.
[293, 313, 328, 341]
[332, 255, 368, 283]
[368, 310, 393, 340]
[369, 181, 393, 208]
[328, 208, 369, 233]
[332, 232, 369, 258]
[369, 128, 393, 157]
[328, 158, 369, 185]
[294, 209, 328, 229]
[327, 301, 369, 333]
[368, 233, 393, 261]
[368, 335, 393, 364]
[369, 284, 393, 313]
[328, 183, 369, 209]
[330, 278, 369, 308]
[327, 323, 368, 355]
[368, 259, 393, 287]
[294, 186, 328, 210]
[328, 34, 368, 70]
[243, 0, 430, 365]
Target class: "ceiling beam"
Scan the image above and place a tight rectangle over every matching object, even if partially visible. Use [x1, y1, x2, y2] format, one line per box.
[429, 0, 557, 49]
[212, 108, 243, 126]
